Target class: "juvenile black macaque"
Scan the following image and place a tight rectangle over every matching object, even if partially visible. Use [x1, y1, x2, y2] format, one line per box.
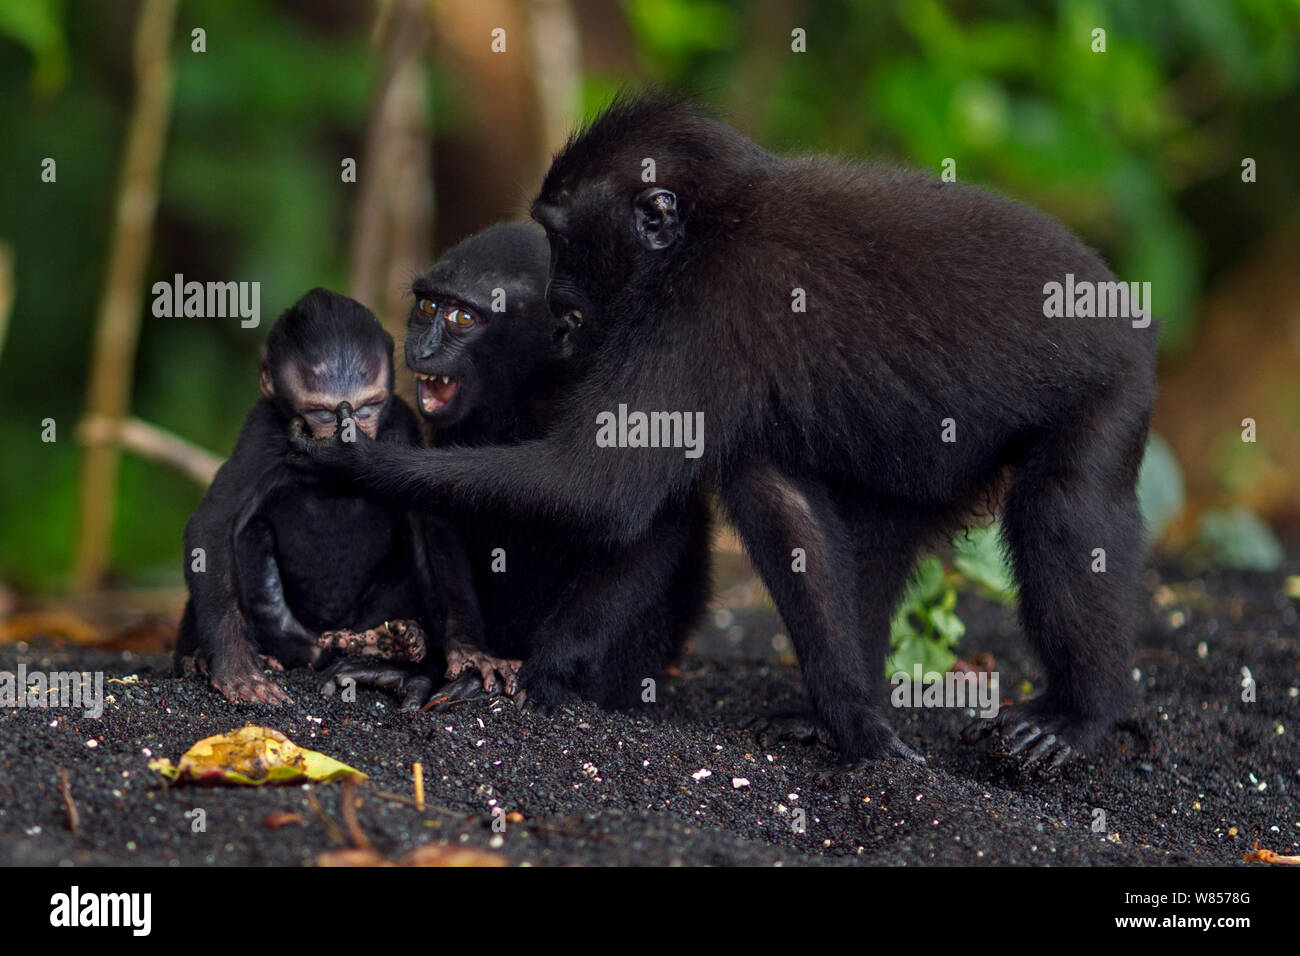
[292, 95, 1158, 769]
[319, 223, 713, 709]
[176, 289, 476, 704]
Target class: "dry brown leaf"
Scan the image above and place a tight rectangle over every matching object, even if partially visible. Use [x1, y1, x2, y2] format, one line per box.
[0, 611, 99, 646]
[398, 844, 507, 867]
[263, 812, 305, 829]
[317, 843, 507, 868]
[1242, 841, 1300, 864]
[318, 847, 391, 867]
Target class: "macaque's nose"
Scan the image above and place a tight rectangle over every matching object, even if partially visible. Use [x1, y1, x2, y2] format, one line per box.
[413, 322, 443, 360]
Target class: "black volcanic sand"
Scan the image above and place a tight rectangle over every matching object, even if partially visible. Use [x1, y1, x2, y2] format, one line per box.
[1, 558, 1296, 867]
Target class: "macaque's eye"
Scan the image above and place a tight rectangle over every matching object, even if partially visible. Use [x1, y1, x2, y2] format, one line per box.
[354, 403, 382, 420]
[306, 409, 335, 427]
[446, 307, 476, 329]
[417, 298, 437, 316]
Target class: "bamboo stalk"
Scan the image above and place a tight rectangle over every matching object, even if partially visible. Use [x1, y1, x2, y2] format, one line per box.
[73, 0, 179, 592]
[0, 242, 14, 366]
[526, 0, 581, 169]
[349, 0, 432, 335]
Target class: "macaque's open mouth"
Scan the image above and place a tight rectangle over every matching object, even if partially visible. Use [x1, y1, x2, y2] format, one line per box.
[416, 373, 459, 414]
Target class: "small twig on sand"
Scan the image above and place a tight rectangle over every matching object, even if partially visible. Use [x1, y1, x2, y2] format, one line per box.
[369, 788, 469, 819]
[421, 692, 503, 713]
[340, 775, 371, 849]
[305, 788, 346, 845]
[413, 762, 425, 811]
[57, 768, 80, 834]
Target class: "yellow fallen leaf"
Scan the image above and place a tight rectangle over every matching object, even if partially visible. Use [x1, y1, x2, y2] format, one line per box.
[149, 725, 365, 786]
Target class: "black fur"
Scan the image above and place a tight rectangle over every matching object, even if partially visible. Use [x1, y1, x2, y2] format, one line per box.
[324, 223, 712, 709]
[176, 289, 472, 703]
[292, 96, 1157, 764]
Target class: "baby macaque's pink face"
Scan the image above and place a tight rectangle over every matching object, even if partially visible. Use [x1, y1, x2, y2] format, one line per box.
[284, 357, 389, 440]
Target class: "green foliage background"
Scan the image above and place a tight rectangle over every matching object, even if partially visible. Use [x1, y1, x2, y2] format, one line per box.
[1, 0, 1298, 589]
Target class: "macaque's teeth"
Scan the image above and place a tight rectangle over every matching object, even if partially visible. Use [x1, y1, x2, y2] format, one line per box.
[440, 376, 451, 384]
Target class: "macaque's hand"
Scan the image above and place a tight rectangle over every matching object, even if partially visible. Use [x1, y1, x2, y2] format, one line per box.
[286, 414, 372, 478]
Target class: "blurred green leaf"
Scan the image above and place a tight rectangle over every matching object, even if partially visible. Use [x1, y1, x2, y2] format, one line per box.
[900, 554, 946, 610]
[1197, 505, 1285, 571]
[622, 0, 737, 73]
[887, 629, 958, 680]
[953, 524, 1017, 603]
[0, 0, 69, 97]
[1137, 434, 1185, 541]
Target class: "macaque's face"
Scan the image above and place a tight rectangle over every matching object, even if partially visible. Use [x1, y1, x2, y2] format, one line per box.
[405, 294, 485, 426]
[281, 357, 389, 439]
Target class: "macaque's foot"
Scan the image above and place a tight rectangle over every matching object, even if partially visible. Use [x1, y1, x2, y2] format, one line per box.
[420, 643, 525, 712]
[176, 653, 207, 678]
[178, 648, 291, 704]
[750, 709, 926, 766]
[962, 700, 1091, 773]
[445, 641, 523, 695]
[318, 658, 433, 711]
[317, 620, 427, 662]
[259, 654, 286, 672]
[510, 665, 583, 715]
[748, 710, 837, 749]
[211, 658, 294, 705]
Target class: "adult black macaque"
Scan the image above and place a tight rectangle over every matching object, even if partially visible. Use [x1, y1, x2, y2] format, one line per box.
[176, 289, 476, 704]
[291, 95, 1158, 769]
[318, 223, 713, 710]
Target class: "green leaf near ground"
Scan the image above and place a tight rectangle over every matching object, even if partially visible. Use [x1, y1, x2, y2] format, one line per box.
[1137, 434, 1186, 541]
[952, 524, 1018, 603]
[1197, 506, 1285, 571]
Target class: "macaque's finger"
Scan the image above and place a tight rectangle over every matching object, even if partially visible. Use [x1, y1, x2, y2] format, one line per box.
[498, 660, 523, 696]
[444, 672, 487, 700]
[961, 719, 996, 743]
[216, 673, 292, 706]
[261, 682, 294, 705]
[1048, 745, 1074, 770]
[517, 691, 551, 715]
[334, 401, 354, 426]
[889, 736, 926, 765]
[424, 672, 484, 711]
[1020, 734, 1058, 767]
[398, 676, 435, 711]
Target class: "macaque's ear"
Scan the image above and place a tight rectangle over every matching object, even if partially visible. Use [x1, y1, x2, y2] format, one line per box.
[553, 309, 583, 360]
[634, 187, 680, 250]
[258, 347, 275, 399]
